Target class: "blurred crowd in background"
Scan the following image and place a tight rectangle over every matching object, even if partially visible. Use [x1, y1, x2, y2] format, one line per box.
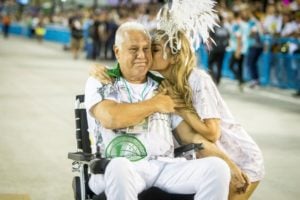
[1, 0, 300, 95]
[1, 0, 299, 52]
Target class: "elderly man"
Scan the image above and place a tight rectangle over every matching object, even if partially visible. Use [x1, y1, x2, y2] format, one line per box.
[85, 21, 230, 200]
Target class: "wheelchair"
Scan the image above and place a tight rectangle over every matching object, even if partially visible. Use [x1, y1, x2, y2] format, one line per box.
[68, 95, 203, 200]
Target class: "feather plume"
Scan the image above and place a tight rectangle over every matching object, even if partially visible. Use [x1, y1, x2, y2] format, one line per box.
[156, 0, 219, 53]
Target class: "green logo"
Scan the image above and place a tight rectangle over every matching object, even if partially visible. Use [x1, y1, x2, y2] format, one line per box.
[105, 135, 147, 162]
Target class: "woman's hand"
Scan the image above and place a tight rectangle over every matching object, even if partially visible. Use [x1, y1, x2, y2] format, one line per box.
[159, 80, 188, 111]
[89, 63, 112, 84]
[230, 164, 250, 194]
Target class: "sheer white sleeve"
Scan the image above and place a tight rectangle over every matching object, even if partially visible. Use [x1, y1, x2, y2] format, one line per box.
[191, 72, 221, 120]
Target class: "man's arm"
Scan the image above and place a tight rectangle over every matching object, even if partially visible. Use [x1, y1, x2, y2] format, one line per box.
[235, 34, 242, 59]
[91, 91, 175, 129]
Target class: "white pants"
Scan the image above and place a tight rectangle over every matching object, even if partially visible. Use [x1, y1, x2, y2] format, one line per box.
[89, 157, 230, 200]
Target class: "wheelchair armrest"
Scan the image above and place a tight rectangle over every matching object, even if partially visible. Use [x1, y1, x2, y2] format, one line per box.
[174, 143, 203, 158]
[89, 158, 110, 174]
[68, 152, 94, 162]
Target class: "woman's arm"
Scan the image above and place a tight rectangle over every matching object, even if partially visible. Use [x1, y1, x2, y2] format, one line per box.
[159, 79, 221, 142]
[178, 109, 221, 142]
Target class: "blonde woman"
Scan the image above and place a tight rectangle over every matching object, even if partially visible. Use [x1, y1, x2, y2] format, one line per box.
[151, 29, 264, 200]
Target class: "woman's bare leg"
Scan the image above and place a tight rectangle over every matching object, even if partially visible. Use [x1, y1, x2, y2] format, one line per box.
[174, 122, 260, 200]
[229, 181, 259, 200]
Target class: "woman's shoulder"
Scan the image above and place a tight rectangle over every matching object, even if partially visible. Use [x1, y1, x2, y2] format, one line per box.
[189, 68, 213, 83]
[189, 68, 218, 93]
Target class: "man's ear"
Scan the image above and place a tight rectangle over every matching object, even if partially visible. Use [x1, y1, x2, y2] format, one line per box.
[113, 45, 119, 60]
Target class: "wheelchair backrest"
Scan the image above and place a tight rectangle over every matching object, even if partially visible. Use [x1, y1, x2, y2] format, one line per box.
[74, 95, 91, 154]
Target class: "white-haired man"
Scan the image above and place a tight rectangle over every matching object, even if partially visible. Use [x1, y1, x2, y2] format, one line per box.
[85, 21, 230, 200]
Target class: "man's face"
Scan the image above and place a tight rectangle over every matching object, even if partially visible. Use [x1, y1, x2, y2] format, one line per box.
[114, 30, 152, 82]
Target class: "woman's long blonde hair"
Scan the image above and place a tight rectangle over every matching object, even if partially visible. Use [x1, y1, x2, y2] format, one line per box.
[152, 30, 197, 112]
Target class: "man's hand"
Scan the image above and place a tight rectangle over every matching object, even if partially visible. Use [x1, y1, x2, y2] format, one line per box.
[230, 164, 250, 194]
[150, 89, 176, 113]
[89, 63, 112, 84]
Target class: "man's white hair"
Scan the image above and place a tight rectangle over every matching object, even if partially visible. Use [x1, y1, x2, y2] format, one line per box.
[114, 21, 151, 49]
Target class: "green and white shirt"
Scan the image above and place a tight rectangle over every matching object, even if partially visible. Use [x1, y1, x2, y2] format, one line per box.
[85, 75, 174, 161]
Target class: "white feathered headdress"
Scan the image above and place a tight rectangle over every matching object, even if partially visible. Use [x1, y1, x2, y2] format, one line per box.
[156, 0, 219, 55]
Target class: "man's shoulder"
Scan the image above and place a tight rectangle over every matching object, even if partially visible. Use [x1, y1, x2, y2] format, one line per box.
[86, 76, 104, 88]
[84, 76, 119, 112]
[85, 76, 106, 102]
[85, 76, 120, 97]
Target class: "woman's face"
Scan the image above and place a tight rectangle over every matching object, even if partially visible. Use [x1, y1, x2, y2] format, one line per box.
[150, 40, 172, 72]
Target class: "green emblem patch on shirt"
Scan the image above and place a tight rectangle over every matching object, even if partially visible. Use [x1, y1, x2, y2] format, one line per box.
[105, 135, 147, 162]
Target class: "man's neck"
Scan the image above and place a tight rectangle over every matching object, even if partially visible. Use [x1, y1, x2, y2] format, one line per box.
[123, 75, 147, 84]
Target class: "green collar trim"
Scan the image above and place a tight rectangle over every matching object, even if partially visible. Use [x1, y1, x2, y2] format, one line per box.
[147, 71, 164, 84]
[106, 63, 164, 84]
[106, 63, 122, 78]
